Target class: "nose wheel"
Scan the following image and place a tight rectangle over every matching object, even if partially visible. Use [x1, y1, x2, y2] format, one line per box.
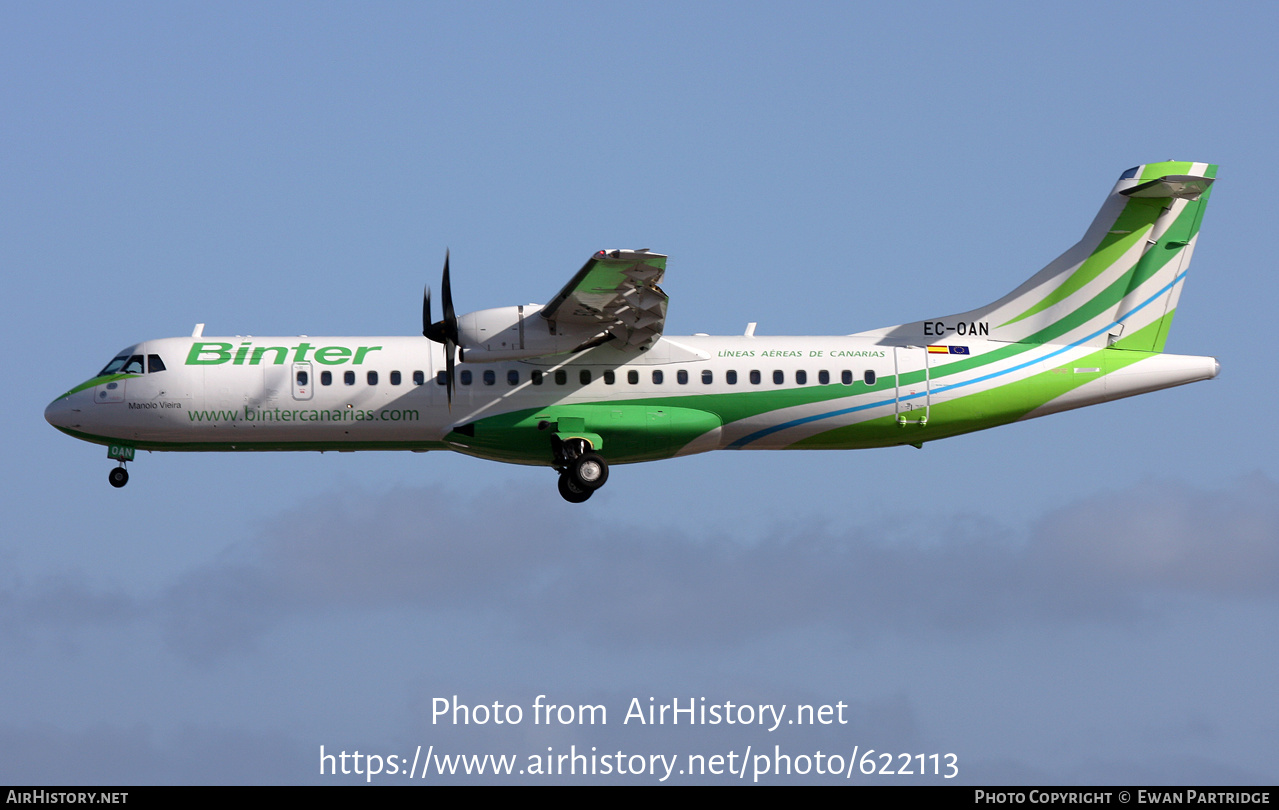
[108, 464, 129, 488]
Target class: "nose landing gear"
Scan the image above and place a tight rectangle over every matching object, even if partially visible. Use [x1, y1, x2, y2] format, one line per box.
[108, 464, 129, 488]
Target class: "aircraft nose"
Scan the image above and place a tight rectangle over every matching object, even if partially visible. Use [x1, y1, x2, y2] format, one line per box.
[44, 395, 78, 430]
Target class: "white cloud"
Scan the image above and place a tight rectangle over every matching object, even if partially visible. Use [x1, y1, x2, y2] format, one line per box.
[6, 475, 1276, 662]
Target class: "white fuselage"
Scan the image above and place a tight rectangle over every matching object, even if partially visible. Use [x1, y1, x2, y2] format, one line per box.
[45, 332, 1217, 463]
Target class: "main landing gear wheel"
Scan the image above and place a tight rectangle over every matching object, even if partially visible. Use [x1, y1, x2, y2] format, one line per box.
[108, 467, 129, 488]
[558, 473, 592, 503]
[553, 438, 609, 503]
[570, 452, 609, 490]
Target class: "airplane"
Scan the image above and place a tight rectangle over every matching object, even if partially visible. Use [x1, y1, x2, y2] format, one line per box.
[45, 160, 1219, 503]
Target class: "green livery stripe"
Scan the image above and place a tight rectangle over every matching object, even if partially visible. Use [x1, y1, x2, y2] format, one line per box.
[1016, 190, 1207, 347]
[1151, 307, 1178, 354]
[1107, 315, 1171, 353]
[791, 320, 1165, 450]
[1140, 161, 1195, 180]
[995, 162, 1214, 342]
[1000, 198, 1163, 327]
[57, 373, 138, 399]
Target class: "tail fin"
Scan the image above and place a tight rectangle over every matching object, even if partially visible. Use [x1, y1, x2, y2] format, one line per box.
[864, 161, 1216, 352]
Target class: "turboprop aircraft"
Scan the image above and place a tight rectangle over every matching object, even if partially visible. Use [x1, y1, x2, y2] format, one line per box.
[45, 161, 1219, 503]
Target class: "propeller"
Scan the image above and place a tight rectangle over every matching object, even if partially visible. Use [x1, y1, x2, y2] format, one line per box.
[423, 250, 459, 408]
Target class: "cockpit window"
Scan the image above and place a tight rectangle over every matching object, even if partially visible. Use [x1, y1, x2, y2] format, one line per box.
[98, 355, 131, 376]
[98, 353, 159, 375]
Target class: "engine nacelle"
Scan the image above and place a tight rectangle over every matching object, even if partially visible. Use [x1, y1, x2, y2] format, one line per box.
[456, 305, 600, 362]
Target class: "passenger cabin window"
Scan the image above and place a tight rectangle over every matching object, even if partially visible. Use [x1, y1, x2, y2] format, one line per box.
[416, 371, 427, 385]
[603, 370, 615, 385]
[627, 370, 639, 384]
[726, 370, 738, 385]
[321, 371, 332, 386]
[772, 370, 784, 385]
[579, 370, 591, 385]
[677, 370, 688, 385]
[555, 370, 567, 386]
[390, 370, 401, 385]
[841, 370, 853, 385]
[652, 370, 664, 384]
[460, 370, 472, 385]
[296, 370, 309, 386]
[344, 370, 356, 385]
[702, 370, 713, 384]
[367, 371, 378, 385]
[508, 370, 519, 385]
[532, 370, 543, 385]
[147, 355, 166, 373]
[750, 370, 761, 385]
[796, 370, 807, 385]
[818, 370, 830, 385]
[483, 369, 495, 386]
[864, 370, 876, 386]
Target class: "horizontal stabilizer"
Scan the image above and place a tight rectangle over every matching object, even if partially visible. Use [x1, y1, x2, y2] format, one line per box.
[1120, 174, 1213, 200]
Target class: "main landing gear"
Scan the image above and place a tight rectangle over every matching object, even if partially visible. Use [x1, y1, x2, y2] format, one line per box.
[554, 439, 609, 503]
[108, 463, 129, 488]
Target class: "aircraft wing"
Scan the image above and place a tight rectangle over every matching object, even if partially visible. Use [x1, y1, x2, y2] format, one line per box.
[541, 249, 668, 350]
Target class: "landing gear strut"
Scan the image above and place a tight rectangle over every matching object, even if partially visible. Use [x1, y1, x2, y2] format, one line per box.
[108, 464, 129, 488]
[554, 438, 609, 503]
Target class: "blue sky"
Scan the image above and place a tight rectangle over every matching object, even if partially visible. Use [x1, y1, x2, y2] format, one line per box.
[4, 2, 1277, 784]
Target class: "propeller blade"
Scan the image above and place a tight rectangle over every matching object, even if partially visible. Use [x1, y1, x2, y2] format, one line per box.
[422, 250, 459, 408]
[441, 249, 458, 345]
[444, 339, 455, 410]
[423, 251, 459, 346]
[422, 284, 433, 338]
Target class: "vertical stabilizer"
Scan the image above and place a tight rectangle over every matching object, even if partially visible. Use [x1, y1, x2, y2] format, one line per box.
[861, 161, 1216, 351]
